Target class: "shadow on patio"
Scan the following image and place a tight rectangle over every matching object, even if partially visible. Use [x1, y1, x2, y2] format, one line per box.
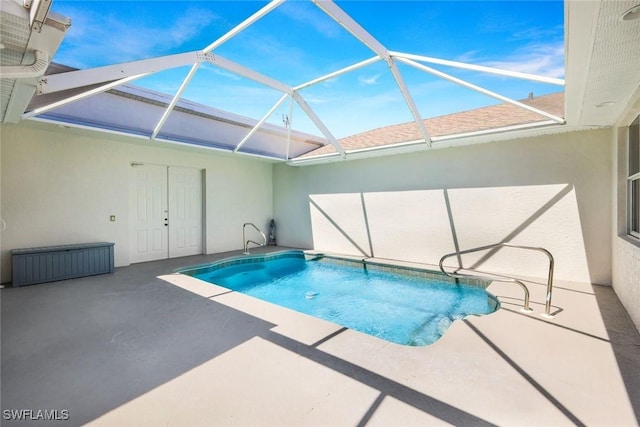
[2, 248, 639, 426]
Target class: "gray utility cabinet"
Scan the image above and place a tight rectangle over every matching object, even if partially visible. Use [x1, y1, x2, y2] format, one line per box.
[11, 242, 115, 287]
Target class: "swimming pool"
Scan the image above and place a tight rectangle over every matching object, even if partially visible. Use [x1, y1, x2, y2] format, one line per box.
[181, 251, 499, 346]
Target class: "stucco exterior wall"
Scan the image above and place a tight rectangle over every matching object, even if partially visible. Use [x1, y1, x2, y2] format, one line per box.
[613, 120, 640, 332]
[613, 238, 640, 331]
[274, 128, 613, 284]
[0, 121, 273, 284]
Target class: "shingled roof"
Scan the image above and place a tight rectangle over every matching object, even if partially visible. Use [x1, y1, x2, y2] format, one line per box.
[297, 92, 564, 158]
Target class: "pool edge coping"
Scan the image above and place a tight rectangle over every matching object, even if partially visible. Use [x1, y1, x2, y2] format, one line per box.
[177, 249, 493, 290]
[167, 249, 502, 347]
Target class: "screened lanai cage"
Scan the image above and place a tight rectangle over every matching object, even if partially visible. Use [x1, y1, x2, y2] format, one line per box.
[1, 0, 571, 161]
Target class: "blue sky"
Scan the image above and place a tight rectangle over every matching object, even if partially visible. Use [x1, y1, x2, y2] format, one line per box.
[50, 1, 564, 138]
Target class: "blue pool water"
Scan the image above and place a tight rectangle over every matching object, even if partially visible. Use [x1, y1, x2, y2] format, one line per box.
[191, 254, 499, 346]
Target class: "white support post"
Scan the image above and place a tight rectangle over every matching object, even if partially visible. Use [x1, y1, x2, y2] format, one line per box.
[388, 59, 431, 147]
[390, 51, 565, 86]
[23, 73, 150, 119]
[235, 93, 289, 152]
[151, 63, 201, 140]
[285, 95, 294, 160]
[396, 57, 566, 123]
[291, 91, 345, 158]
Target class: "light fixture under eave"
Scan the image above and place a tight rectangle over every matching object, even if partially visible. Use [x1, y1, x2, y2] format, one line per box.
[596, 101, 616, 108]
[620, 4, 640, 21]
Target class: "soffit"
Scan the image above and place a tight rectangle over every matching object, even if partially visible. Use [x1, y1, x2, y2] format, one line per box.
[565, 0, 640, 127]
[0, 0, 70, 123]
[0, 2, 31, 121]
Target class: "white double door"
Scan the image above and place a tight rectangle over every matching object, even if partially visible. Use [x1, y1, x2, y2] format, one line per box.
[130, 164, 203, 263]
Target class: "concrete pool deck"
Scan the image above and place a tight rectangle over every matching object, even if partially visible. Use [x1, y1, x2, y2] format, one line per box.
[2, 246, 639, 426]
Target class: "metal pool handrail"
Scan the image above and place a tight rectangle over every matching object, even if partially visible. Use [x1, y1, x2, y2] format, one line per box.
[243, 222, 266, 255]
[439, 243, 555, 318]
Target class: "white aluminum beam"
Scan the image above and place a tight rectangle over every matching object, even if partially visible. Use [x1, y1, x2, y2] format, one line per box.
[312, 0, 390, 60]
[396, 57, 566, 124]
[42, 48, 293, 97]
[294, 56, 381, 91]
[23, 73, 150, 118]
[291, 91, 345, 158]
[204, 54, 292, 94]
[203, 0, 285, 53]
[312, 1, 431, 146]
[39, 51, 212, 94]
[285, 96, 294, 160]
[388, 58, 431, 147]
[151, 63, 200, 139]
[235, 93, 289, 152]
[154, 2, 284, 140]
[390, 51, 565, 86]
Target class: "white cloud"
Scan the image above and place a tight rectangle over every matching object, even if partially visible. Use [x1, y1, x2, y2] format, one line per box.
[168, 8, 218, 46]
[209, 68, 242, 81]
[53, 7, 220, 67]
[277, 2, 342, 39]
[482, 41, 565, 79]
[455, 50, 481, 63]
[358, 73, 381, 85]
[321, 77, 338, 88]
[303, 94, 331, 105]
[511, 25, 564, 43]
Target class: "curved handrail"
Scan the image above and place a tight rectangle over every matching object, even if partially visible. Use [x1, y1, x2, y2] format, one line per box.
[439, 243, 555, 318]
[243, 223, 266, 255]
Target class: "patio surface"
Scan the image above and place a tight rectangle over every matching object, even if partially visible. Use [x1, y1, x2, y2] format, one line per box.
[2, 246, 639, 426]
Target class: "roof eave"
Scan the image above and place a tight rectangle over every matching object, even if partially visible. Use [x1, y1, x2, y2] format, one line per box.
[288, 120, 582, 166]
